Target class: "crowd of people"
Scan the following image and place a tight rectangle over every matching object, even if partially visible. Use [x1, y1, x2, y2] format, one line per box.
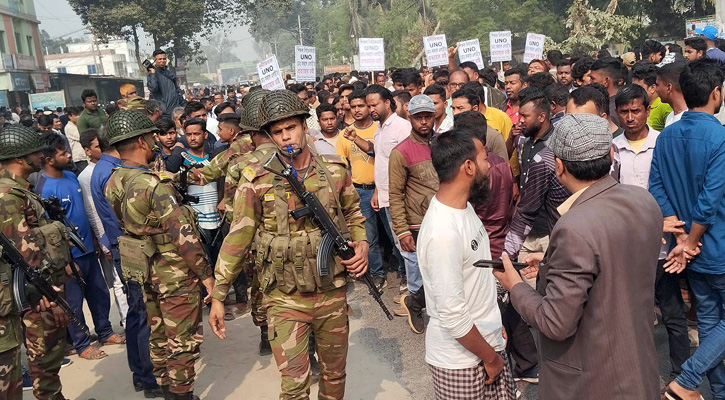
[1, 27, 725, 400]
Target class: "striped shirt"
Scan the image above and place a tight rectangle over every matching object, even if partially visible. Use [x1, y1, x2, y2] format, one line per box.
[183, 152, 222, 230]
[504, 127, 570, 258]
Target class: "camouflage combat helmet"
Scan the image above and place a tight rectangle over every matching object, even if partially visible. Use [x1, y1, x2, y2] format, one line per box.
[257, 90, 311, 132]
[105, 110, 158, 145]
[240, 88, 271, 131]
[0, 125, 46, 160]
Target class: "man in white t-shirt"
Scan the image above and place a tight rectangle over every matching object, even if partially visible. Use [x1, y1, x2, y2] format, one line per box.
[419, 128, 515, 399]
[656, 62, 688, 128]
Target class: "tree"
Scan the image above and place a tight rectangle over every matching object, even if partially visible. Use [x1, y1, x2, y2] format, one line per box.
[68, 0, 259, 69]
[39, 30, 74, 55]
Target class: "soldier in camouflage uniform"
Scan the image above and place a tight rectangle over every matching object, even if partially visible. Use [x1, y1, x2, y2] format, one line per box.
[208, 90, 369, 400]
[103, 110, 213, 400]
[0, 126, 70, 400]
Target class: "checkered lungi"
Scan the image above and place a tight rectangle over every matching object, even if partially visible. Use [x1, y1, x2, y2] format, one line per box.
[428, 351, 516, 400]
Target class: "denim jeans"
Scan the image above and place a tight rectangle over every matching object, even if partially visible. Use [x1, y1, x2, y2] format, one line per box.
[380, 207, 406, 277]
[675, 270, 725, 399]
[66, 253, 113, 353]
[356, 187, 384, 278]
[111, 246, 157, 389]
[382, 207, 422, 294]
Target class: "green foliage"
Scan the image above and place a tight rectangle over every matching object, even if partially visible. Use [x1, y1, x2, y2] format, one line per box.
[40, 30, 74, 55]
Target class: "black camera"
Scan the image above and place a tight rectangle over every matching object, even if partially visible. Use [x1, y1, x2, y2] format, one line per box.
[142, 59, 154, 71]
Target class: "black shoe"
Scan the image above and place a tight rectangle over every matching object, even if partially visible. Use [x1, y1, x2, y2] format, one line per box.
[310, 353, 321, 376]
[134, 382, 144, 392]
[170, 393, 199, 400]
[401, 294, 425, 334]
[161, 385, 172, 400]
[259, 326, 272, 356]
[373, 276, 387, 292]
[144, 386, 165, 398]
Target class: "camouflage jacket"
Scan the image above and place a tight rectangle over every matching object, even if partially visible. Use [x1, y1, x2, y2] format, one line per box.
[0, 169, 45, 352]
[187, 135, 255, 186]
[225, 142, 277, 212]
[105, 161, 211, 296]
[211, 148, 366, 301]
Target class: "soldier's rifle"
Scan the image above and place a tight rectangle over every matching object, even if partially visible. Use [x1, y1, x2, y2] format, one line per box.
[264, 151, 394, 321]
[176, 163, 202, 205]
[42, 196, 86, 289]
[0, 232, 90, 336]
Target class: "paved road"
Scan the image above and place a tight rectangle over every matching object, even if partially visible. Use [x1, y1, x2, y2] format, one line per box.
[59, 272, 712, 399]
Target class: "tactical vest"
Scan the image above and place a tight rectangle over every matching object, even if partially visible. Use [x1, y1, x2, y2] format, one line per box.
[109, 169, 204, 284]
[0, 178, 71, 287]
[258, 156, 349, 295]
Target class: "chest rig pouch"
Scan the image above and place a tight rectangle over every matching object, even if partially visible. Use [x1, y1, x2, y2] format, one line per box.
[260, 159, 348, 295]
[9, 186, 70, 286]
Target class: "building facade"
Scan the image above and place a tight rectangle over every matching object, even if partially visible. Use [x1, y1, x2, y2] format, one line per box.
[45, 36, 141, 79]
[0, 0, 50, 107]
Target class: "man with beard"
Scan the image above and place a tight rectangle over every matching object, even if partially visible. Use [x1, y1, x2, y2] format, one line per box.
[419, 128, 516, 399]
[388, 95, 440, 334]
[503, 90, 570, 384]
[36, 133, 122, 360]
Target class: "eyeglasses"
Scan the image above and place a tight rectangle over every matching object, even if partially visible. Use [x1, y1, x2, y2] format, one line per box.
[448, 82, 465, 90]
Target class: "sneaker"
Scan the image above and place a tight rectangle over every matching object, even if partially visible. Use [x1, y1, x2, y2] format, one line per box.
[394, 290, 409, 304]
[22, 369, 32, 391]
[401, 294, 425, 334]
[373, 276, 387, 292]
[61, 358, 73, 368]
[399, 276, 407, 293]
[513, 369, 539, 384]
[393, 307, 409, 317]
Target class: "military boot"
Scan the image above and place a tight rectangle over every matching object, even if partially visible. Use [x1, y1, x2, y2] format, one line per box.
[144, 385, 165, 398]
[259, 325, 272, 356]
[161, 385, 172, 400]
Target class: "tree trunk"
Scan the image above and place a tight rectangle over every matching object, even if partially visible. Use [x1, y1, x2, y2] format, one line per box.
[605, 0, 618, 14]
[132, 25, 144, 76]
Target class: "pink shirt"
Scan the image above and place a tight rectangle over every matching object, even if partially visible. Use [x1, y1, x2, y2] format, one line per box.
[373, 113, 412, 207]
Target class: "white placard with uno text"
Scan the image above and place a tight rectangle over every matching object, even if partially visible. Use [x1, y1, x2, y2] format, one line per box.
[423, 35, 448, 67]
[295, 45, 316, 82]
[523, 33, 546, 63]
[257, 55, 285, 90]
[359, 38, 385, 71]
[457, 39, 484, 69]
[489, 31, 512, 62]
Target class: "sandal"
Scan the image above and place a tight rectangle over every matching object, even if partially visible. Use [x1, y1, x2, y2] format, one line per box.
[78, 346, 107, 360]
[102, 333, 126, 345]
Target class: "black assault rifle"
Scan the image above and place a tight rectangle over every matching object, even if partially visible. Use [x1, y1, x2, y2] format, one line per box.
[264, 152, 394, 320]
[0, 232, 90, 336]
[176, 163, 201, 205]
[42, 196, 86, 289]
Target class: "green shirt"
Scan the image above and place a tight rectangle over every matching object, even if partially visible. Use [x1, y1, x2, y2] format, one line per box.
[647, 97, 673, 132]
[77, 108, 107, 133]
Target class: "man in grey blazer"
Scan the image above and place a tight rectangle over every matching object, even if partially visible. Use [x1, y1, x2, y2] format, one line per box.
[494, 113, 663, 400]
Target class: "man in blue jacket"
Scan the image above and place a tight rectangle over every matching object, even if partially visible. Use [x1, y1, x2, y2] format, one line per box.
[147, 49, 185, 117]
[650, 59, 725, 400]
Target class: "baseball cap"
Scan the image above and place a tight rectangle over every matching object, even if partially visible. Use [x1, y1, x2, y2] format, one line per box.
[408, 94, 435, 115]
[695, 25, 720, 40]
[621, 52, 636, 67]
[549, 114, 611, 162]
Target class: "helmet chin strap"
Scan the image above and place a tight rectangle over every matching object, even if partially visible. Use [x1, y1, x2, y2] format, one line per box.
[23, 155, 41, 173]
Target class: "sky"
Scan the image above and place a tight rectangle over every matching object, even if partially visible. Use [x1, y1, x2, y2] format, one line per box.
[34, 0, 260, 62]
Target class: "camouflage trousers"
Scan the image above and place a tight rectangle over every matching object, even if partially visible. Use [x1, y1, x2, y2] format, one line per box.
[145, 287, 203, 395]
[0, 345, 21, 400]
[250, 265, 267, 327]
[267, 286, 348, 400]
[23, 307, 66, 400]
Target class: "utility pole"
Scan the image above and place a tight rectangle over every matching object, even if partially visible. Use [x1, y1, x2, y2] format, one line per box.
[328, 31, 334, 64]
[298, 15, 304, 45]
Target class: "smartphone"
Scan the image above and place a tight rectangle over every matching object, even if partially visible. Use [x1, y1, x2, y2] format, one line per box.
[473, 259, 531, 272]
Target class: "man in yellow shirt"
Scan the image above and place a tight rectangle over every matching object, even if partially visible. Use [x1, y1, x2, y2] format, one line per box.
[336, 90, 389, 290]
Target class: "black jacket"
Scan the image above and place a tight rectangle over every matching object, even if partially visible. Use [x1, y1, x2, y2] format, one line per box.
[147, 67, 185, 116]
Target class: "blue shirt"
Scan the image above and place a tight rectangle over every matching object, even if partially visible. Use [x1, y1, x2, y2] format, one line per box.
[707, 47, 725, 64]
[36, 170, 94, 258]
[649, 111, 725, 274]
[91, 153, 123, 249]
